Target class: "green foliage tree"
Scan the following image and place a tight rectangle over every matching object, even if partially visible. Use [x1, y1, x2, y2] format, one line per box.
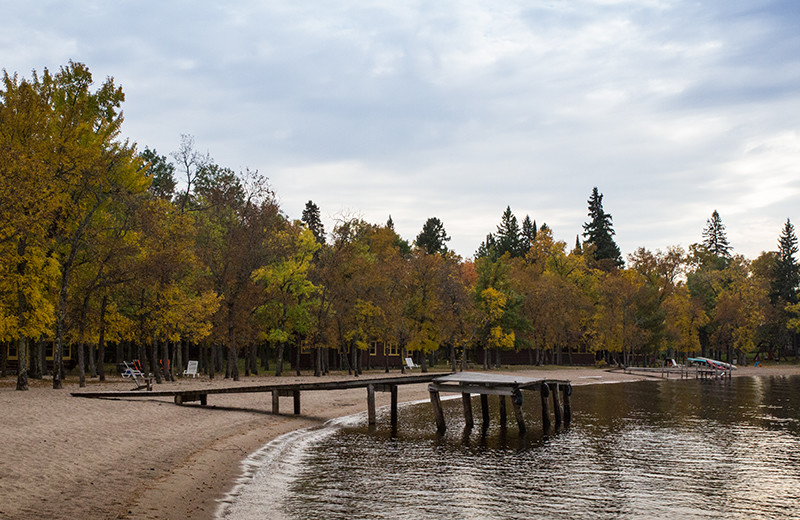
[301, 200, 326, 245]
[702, 210, 732, 259]
[583, 187, 623, 269]
[415, 217, 450, 255]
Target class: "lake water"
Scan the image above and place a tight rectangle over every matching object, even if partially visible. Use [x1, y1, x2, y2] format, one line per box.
[219, 376, 800, 519]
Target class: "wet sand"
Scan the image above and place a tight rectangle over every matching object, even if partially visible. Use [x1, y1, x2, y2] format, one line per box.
[1, 364, 797, 519]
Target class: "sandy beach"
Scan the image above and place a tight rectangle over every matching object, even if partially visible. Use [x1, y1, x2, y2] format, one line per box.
[1, 364, 798, 520]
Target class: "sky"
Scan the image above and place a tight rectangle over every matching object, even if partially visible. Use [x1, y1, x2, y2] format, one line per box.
[3, 0, 800, 260]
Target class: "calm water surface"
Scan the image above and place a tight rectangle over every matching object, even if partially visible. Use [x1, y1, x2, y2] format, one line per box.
[220, 376, 800, 519]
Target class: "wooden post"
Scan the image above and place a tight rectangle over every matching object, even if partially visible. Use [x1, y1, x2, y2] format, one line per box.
[390, 385, 398, 427]
[498, 395, 507, 427]
[272, 389, 279, 414]
[174, 394, 183, 405]
[540, 383, 551, 429]
[480, 394, 490, 428]
[200, 394, 207, 406]
[552, 383, 562, 427]
[562, 385, 572, 424]
[462, 393, 473, 428]
[511, 389, 525, 433]
[293, 390, 301, 415]
[430, 388, 446, 432]
[367, 384, 376, 425]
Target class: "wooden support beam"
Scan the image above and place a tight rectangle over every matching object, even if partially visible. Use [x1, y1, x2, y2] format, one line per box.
[552, 383, 562, 427]
[293, 390, 301, 415]
[390, 385, 398, 427]
[174, 394, 183, 405]
[540, 383, 551, 430]
[462, 393, 473, 428]
[272, 389, 279, 414]
[367, 384, 376, 425]
[511, 390, 525, 434]
[499, 395, 507, 427]
[430, 389, 446, 432]
[430, 383, 516, 397]
[480, 394, 490, 428]
[562, 385, 572, 424]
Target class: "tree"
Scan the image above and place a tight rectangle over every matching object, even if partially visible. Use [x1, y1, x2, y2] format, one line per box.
[583, 187, 623, 269]
[301, 200, 326, 245]
[702, 210, 732, 259]
[140, 147, 176, 200]
[521, 216, 537, 255]
[772, 218, 799, 305]
[496, 206, 524, 258]
[415, 217, 450, 255]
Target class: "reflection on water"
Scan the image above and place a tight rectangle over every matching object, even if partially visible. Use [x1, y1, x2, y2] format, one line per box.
[220, 376, 800, 520]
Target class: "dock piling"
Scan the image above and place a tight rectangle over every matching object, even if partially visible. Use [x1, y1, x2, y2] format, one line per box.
[462, 392, 474, 428]
[540, 383, 551, 430]
[552, 383, 563, 427]
[430, 387, 446, 432]
[367, 384, 376, 425]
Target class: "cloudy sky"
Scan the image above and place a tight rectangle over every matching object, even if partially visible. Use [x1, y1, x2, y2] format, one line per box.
[4, 0, 799, 259]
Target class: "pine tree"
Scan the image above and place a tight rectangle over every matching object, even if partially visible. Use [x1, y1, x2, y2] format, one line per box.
[496, 206, 524, 258]
[773, 218, 799, 305]
[475, 232, 497, 260]
[702, 210, 732, 258]
[521, 215, 537, 255]
[582, 187, 623, 268]
[301, 200, 326, 244]
[415, 217, 450, 255]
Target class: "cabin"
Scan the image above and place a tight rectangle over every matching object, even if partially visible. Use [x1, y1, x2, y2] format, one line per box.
[1, 341, 75, 375]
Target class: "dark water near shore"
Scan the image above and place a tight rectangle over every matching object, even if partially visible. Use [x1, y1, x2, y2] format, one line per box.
[220, 376, 800, 519]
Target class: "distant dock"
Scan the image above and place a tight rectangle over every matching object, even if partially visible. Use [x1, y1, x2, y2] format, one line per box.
[428, 372, 573, 433]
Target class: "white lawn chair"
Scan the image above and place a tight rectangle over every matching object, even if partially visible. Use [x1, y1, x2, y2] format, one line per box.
[405, 357, 420, 371]
[121, 360, 151, 390]
[183, 360, 199, 378]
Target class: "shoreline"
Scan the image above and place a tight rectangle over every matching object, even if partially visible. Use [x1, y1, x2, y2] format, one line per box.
[1, 364, 798, 519]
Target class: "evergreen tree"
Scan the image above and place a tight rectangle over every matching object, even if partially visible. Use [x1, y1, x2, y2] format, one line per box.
[574, 235, 582, 254]
[773, 218, 799, 305]
[521, 215, 537, 255]
[582, 187, 623, 268]
[301, 200, 326, 244]
[415, 217, 450, 255]
[386, 215, 395, 230]
[702, 210, 732, 259]
[140, 147, 176, 200]
[496, 206, 524, 258]
[475, 232, 497, 260]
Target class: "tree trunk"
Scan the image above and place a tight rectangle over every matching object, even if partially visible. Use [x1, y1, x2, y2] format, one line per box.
[275, 342, 284, 376]
[150, 338, 162, 384]
[295, 343, 302, 376]
[162, 336, 172, 381]
[97, 296, 108, 381]
[208, 343, 216, 380]
[29, 337, 43, 380]
[78, 342, 86, 388]
[16, 336, 28, 391]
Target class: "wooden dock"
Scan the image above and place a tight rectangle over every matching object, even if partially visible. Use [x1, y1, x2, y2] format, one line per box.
[428, 372, 573, 433]
[71, 374, 441, 427]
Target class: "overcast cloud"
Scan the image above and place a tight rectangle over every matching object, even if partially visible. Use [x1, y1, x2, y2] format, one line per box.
[4, 0, 799, 259]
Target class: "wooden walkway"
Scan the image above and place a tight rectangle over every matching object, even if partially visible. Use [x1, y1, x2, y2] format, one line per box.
[428, 372, 572, 433]
[71, 374, 440, 427]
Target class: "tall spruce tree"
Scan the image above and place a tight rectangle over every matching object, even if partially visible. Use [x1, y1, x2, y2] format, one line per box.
[415, 217, 450, 255]
[475, 232, 497, 260]
[301, 200, 326, 244]
[773, 218, 799, 305]
[496, 206, 524, 258]
[702, 210, 732, 258]
[582, 187, 623, 268]
[521, 215, 537, 256]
